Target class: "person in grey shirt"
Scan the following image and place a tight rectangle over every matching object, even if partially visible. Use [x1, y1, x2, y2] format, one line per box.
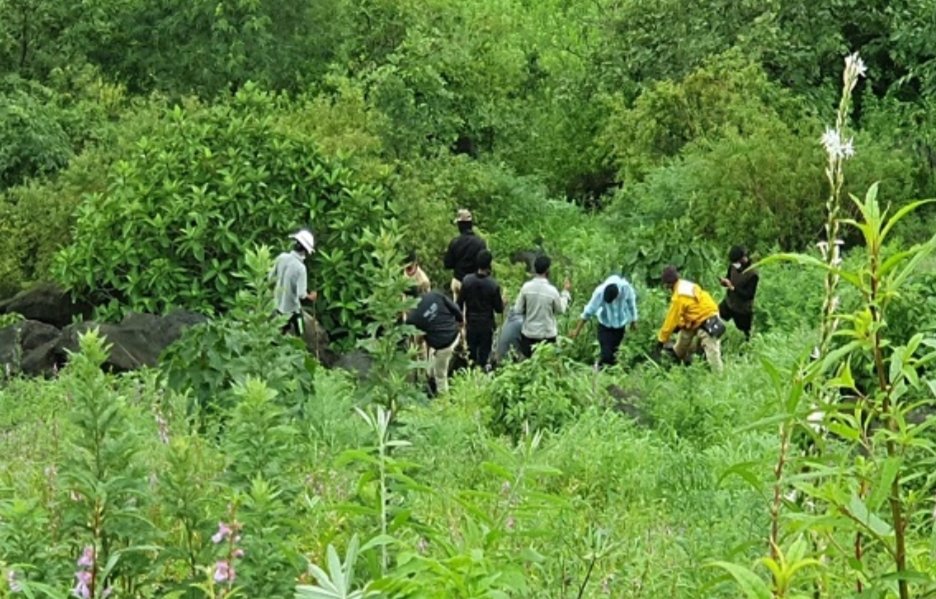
[513, 255, 571, 358]
[492, 307, 524, 366]
[271, 229, 318, 335]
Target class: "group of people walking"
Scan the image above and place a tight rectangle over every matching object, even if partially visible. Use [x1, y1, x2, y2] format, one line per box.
[272, 208, 759, 395]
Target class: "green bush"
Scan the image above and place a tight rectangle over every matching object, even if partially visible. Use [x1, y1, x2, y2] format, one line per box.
[0, 77, 72, 189]
[54, 85, 396, 334]
[160, 247, 316, 423]
[485, 345, 598, 440]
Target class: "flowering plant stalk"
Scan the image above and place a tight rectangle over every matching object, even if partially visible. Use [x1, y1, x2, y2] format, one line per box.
[816, 52, 866, 361]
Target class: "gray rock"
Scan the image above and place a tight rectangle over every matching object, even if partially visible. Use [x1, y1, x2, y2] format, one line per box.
[302, 312, 338, 366]
[0, 320, 63, 377]
[57, 310, 207, 372]
[0, 283, 93, 328]
[334, 349, 373, 379]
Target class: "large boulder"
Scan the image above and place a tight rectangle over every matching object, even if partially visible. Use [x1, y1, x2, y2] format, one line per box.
[301, 312, 338, 366]
[0, 283, 93, 328]
[57, 310, 207, 372]
[0, 320, 63, 377]
[334, 349, 373, 379]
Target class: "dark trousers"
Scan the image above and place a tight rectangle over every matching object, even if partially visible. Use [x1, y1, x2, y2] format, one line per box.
[719, 301, 753, 338]
[466, 326, 494, 367]
[519, 334, 556, 358]
[597, 324, 625, 366]
[280, 312, 303, 336]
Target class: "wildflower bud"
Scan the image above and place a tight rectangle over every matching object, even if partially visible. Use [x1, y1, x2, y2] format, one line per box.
[213, 560, 236, 584]
[212, 522, 232, 544]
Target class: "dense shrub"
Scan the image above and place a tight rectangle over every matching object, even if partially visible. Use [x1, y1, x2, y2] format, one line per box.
[54, 85, 396, 334]
[484, 345, 599, 439]
[0, 78, 72, 189]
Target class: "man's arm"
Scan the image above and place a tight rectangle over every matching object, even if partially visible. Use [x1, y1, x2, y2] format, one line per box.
[493, 283, 504, 314]
[734, 271, 759, 301]
[657, 297, 682, 343]
[626, 284, 638, 324]
[554, 280, 572, 314]
[456, 279, 467, 313]
[580, 285, 602, 321]
[443, 239, 456, 270]
[443, 293, 464, 323]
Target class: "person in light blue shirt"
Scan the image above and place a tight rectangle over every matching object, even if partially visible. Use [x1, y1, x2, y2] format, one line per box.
[570, 274, 638, 367]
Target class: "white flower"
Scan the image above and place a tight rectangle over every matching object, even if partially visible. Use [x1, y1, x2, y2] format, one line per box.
[840, 137, 855, 158]
[820, 128, 842, 156]
[845, 52, 868, 79]
[819, 128, 856, 160]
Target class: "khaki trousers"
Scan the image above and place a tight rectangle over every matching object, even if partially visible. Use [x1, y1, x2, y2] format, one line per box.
[673, 327, 723, 372]
[429, 334, 460, 394]
[450, 277, 462, 300]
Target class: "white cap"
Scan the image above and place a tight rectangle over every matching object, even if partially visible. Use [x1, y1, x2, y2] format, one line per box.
[291, 229, 315, 253]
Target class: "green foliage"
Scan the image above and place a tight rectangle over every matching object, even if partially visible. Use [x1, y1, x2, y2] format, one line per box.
[58, 329, 158, 596]
[55, 86, 395, 334]
[160, 246, 315, 422]
[0, 77, 72, 189]
[484, 345, 598, 440]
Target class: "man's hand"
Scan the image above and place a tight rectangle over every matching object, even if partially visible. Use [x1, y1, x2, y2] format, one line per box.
[630, 321, 638, 332]
[569, 319, 585, 339]
[563, 278, 572, 292]
[719, 278, 734, 290]
[307, 291, 318, 302]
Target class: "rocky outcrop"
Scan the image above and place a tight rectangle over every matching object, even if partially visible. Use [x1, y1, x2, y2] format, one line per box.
[0, 320, 63, 376]
[0, 311, 207, 377]
[57, 311, 208, 372]
[0, 283, 93, 328]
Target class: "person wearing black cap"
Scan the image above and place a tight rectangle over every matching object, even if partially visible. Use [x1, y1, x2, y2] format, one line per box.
[719, 246, 759, 340]
[444, 208, 487, 299]
[457, 249, 504, 368]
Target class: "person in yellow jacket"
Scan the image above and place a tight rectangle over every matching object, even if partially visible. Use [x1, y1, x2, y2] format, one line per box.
[656, 265, 725, 371]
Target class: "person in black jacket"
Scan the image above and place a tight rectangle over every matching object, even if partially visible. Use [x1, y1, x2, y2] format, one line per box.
[406, 289, 464, 395]
[719, 245, 759, 339]
[443, 208, 487, 300]
[457, 250, 504, 369]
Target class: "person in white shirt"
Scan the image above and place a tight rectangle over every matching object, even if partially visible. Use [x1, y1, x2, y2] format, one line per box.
[513, 255, 571, 358]
[271, 229, 318, 335]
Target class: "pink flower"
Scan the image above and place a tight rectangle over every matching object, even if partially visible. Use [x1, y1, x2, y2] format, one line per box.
[73, 570, 92, 598]
[213, 560, 235, 584]
[211, 522, 232, 544]
[77, 546, 95, 568]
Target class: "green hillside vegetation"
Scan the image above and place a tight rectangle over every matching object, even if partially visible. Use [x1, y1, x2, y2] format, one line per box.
[2, 0, 936, 597]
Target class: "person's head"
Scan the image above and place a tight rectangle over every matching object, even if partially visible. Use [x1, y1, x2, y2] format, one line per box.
[661, 265, 679, 290]
[291, 229, 316, 257]
[476, 249, 493, 272]
[455, 208, 473, 234]
[603, 283, 620, 303]
[729, 245, 748, 265]
[404, 250, 419, 275]
[534, 255, 551, 276]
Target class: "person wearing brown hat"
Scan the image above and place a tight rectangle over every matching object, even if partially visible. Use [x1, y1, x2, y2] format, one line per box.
[657, 265, 724, 371]
[444, 208, 487, 300]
